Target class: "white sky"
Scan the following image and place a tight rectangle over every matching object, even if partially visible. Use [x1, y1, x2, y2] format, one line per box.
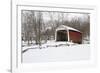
[22, 10, 89, 24]
[42, 12, 89, 22]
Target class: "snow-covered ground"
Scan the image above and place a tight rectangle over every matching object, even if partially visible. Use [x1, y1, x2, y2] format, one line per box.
[22, 41, 90, 63]
[22, 41, 76, 52]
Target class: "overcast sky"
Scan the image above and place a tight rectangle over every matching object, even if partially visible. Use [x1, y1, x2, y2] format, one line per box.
[22, 10, 90, 24]
[42, 12, 89, 22]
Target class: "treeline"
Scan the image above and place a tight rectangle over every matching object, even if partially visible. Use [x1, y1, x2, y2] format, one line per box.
[21, 10, 90, 45]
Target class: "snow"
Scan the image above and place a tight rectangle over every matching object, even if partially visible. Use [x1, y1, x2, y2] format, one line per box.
[22, 43, 90, 63]
[22, 41, 76, 52]
[56, 25, 81, 32]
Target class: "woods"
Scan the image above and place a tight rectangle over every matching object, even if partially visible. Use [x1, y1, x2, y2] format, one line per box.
[21, 10, 90, 45]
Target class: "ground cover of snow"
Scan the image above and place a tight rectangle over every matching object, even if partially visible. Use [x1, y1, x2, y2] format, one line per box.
[22, 41, 90, 63]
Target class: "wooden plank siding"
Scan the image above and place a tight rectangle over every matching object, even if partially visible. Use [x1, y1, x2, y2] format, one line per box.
[69, 30, 82, 44]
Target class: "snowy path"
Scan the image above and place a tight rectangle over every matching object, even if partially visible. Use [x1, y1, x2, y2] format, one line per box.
[22, 44, 90, 63]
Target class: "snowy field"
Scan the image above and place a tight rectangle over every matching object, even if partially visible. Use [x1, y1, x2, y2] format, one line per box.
[22, 41, 90, 63]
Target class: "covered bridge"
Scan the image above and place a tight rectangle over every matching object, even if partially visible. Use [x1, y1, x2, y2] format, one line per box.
[55, 25, 82, 44]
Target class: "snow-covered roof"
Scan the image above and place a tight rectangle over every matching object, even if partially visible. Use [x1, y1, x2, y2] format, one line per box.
[56, 25, 81, 32]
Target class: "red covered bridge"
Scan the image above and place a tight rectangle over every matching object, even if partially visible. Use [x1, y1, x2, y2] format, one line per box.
[55, 25, 82, 44]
